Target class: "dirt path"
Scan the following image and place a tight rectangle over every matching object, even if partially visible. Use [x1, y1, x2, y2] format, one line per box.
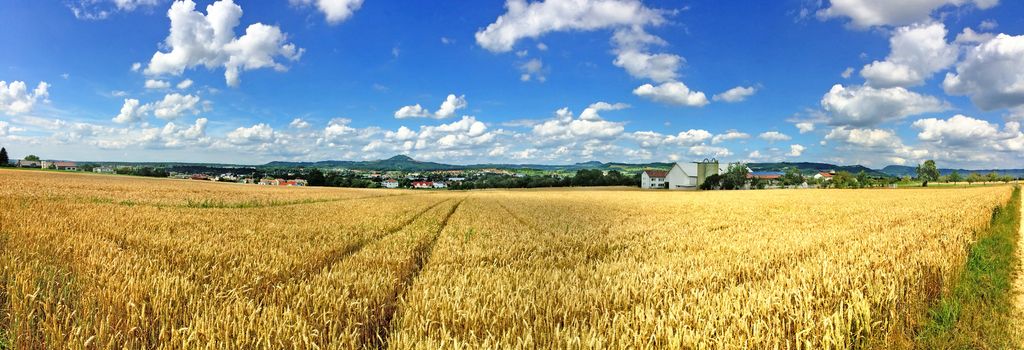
[1014, 195, 1024, 346]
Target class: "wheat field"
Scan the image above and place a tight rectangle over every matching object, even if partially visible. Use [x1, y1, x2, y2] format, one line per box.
[0, 169, 1013, 349]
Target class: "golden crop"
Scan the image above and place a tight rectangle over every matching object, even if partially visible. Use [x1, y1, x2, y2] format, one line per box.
[0, 169, 1013, 349]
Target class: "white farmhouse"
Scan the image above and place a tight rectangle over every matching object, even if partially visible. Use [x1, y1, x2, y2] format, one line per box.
[641, 170, 668, 189]
[382, 179, 400, 188]
[664, 160, 726, 190]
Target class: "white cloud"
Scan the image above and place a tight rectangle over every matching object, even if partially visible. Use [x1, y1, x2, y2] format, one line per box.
[131, 62, 142, 72]
[145, 0, 304, 87]
[611, 26, 681, 82]
[145, 79, 171, 89]
[821, 84, 948, 127]
[537, 42, 548, 51]
[69, 0, 160, 20]
[227, 123, 275, 145]
[152, 93, 201, 120]
[176, 79, 194, 90]
[289, 118, 311, 129]
[860, 22, 957, 88]
[787, 144, 806, 157]
[711, 130, 750, 144]
[633, 81, 709, 107]
[394, 94, 468, 119]
[943, 33, 1024, 110]
[0, 121, 11, 137]
[290, 0, 364, 24]
[758, 131, 792, 142]
[841, 67, 854, 78]
[474, 0, 665, 53]
[954, 27, 995, 44]
[912, 114, 1000, 145]
[795, 122, 815, 134]
[825, 126, 904, 148]
[712, 86, 757, 103]
[667, 129, 713, 145]
[0, 81, 50, 116]
[979, 19, 998, 30]
[519, 58, 546, 82]
[533, 106, 625, 141]
[112, 98, 150, 124]
[688, 145, 732, 158]
[441, 37, 454, 45]
[816, 0, 999, 28]
[579, 102, 629, 121]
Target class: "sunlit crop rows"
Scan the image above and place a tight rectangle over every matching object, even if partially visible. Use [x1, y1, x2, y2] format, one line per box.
[0, 169, 1012, 349]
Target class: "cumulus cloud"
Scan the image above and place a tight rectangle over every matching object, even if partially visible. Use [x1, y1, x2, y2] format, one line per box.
[712, 86, 757, 103]
[795, 122, 815, 134]
[787, 144, 806, 157]
[152, 93, 201, 120]
[860, 22, 957, 88]
[474, 0, 665, 53]
[289, 118, 311, 129]
[611, 27, 682, 82]
[816, 0, 999, 28]
[533, 106, 625, 142]
[943, 33, 1024, 110]
[633, 81, 709, 107]
[394, 94, 468, 119]
[112, 98, 151, 124]
[290, 0, 364, 24]
[911, 114, 1018, 148]
[145, 0, 304, 87]
[227, 123, 275, 145]
[758, 131, 792, 142]
[688, 144, 732, 157]
[145, 79, 171, 89]
[821, 84, 948, 127]
[0, 81, 50, 116]
[579, 102, 629, 121]
[711, 130, 750, 144]
[825, 126, 904, 148]
[176, 79, 194, 90]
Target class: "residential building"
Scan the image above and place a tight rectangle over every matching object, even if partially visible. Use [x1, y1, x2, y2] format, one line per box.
[432, 181, 447, 189]
[382, 179, 400, 188]
[93, 166, 115, 174]
[412, 181, 433, 189]
[641, 170, 668, 189]
[814, 171, 835, 181]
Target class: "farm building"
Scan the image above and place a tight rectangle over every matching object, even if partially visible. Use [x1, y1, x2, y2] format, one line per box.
[382, 179, 400, 188]
[641, 170, 668, 189]
[814, 171, 834, 181]
[41, 161, 78, 171]
[664, 159, 726, 190]
[17, 160, 40, 168]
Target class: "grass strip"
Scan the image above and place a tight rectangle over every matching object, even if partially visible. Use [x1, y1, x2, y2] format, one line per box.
[916, 186, 1020, 349]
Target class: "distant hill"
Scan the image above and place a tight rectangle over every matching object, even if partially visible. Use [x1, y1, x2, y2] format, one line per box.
[266, 155, 462, 171]
[880, 165, 1024, 178]
[747, 162, 887, 177]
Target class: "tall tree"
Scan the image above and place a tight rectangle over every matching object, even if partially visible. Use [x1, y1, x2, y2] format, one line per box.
[948, 170, 962, 184]
[23, 154, 40, 161]
[0, 147, 8, 167]
[916, 160, 940, 187]
[781, 167, 804, 187]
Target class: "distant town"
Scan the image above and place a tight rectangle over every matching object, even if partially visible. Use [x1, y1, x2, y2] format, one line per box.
[1, 148, 1021, 191]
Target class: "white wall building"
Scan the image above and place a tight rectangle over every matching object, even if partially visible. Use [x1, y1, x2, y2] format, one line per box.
[641, 170, 668, 189]
[665, 161, 727, 190]
[382, 179, 399, 188]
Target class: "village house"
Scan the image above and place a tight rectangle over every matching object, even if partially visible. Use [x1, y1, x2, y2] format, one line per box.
[93, 166, 115, 174]
[641, 170, 668, 189]
[412, 181, 433, 189]
[813, 171, 835, 181]
[448, 177, 466, 182]
[17, 160, 41, 168]
[382, 179, 400, 188]
[432, 181, 447, 189]
[41, 161, 78, 171]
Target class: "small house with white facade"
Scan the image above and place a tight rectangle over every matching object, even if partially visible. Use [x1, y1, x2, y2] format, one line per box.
[641, 170, 668, 189]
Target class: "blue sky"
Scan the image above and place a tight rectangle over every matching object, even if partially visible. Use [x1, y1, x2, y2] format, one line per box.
[1, 0, 1022, 168]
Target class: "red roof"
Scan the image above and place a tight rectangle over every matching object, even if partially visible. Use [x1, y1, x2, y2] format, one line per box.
[817, 172, 833, 178]
[643, 170, 668, 178]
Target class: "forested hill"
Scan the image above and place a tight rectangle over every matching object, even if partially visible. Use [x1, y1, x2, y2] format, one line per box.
[880, 165, 1024, 178]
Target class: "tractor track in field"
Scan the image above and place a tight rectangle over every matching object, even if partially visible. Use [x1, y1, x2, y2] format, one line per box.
[248, 197, 455, 300]
[368, 196, 467, 350]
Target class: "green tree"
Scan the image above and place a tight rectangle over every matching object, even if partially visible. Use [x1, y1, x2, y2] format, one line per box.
[23, 154, 40, 162]
[781, 168, 804, 188]
[986, 171, 999, 183]
[720, 163, 749, 190]
[832, 171, 856, 189]
[0, 147, 8, 167]
[699, 174, 722, 190]
[856, 171, 869, 188]
[916, 160, 940, 187]
[966, 172, 982, 184]
[948, 170, 962, 184]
